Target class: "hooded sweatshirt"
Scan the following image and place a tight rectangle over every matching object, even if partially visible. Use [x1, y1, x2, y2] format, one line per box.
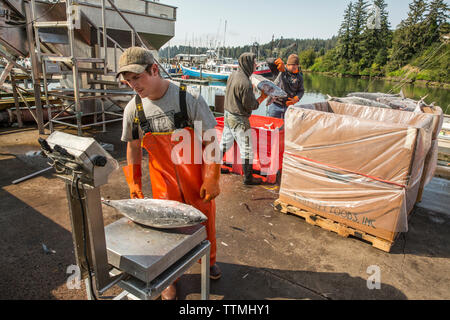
[224, 53, 259, 117]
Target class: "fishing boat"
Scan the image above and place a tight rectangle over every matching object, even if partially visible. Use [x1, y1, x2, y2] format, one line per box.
[254, 62, 273, 78]
[181, 64, 234, 81]
[182, 47, 237, 81]
[162, 63, 182, 76]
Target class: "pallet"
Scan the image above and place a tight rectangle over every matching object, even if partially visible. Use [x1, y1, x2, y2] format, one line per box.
[274, 199, 394, 253]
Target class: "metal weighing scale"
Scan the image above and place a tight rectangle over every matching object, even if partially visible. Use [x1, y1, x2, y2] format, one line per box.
[40, 131, 210, 300]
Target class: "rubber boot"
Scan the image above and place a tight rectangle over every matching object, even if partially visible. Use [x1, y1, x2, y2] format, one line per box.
[221, 151, 231, 174]
[221, 167, 231, 174]
[242, 159, 263, 186]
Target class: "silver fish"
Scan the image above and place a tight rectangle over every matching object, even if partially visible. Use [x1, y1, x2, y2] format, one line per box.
[376, 97, 425, 112]
[329, 96, 392, 109]
[347, 92, 432, 112]
[251, 74, 287, 98]
[102, 198, 208, 229]
[347, 92, 400, 100]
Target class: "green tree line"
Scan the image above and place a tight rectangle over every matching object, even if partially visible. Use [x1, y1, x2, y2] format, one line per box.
[310, 0, 449, 83]
[159, 0, 449, 83]
[159, 38, 337, 62]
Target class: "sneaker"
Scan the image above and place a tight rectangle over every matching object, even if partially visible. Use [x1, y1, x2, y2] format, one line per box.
[210, 264, 222, 280]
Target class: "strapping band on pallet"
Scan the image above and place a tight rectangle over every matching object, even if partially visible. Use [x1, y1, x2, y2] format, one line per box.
[284, 152, 407, 189]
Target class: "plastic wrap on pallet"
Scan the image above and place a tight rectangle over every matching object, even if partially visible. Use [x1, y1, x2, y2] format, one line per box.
[420, 106, 444, 188]
[295, 101, 435, 188]
[280, 152, 410, 237]
[422, 105, 444, 140]
[327, 101, 435, 151]
[422, 140, 439, 187]
[279, 106, 432, 241]
[295, 101, 441, 191]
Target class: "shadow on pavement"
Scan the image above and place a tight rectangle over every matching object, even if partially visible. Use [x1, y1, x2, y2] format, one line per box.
[177, 262, 408, 300]
[0, 157, 76, 299]
[389, 206, 450, 258]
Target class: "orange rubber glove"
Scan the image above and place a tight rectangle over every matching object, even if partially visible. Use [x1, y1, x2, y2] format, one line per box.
[286, 96, 300, 107]
[200, 163, 221, 203]
[257, 91, 268, 104]
[274, 58, 285, 72]
[123, 164, 144, 199]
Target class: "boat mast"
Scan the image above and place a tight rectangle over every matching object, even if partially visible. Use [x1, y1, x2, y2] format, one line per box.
[270, 34, 274, 57]
[168, 41, 170, 63]
[215, 19, 222, 59]
[223, 20, 227, 59]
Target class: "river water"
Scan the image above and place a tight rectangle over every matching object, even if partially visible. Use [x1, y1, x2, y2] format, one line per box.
[193, 73, 450, 116]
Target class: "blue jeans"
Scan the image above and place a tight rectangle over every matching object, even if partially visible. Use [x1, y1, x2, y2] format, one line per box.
[220, 111, 253, 160]
[267, 103, 287, 119]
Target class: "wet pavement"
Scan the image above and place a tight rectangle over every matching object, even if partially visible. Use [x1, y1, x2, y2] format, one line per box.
[0, 123, 449, 300]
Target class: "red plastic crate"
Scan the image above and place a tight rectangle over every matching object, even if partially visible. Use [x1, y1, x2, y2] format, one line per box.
[216, 115, 285, 184]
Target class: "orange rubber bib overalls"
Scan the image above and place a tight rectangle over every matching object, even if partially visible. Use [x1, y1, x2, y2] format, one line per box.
[123, 85, 218, 266]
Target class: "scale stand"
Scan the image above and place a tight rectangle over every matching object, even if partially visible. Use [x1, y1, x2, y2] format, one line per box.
[40, 131, 210, 300]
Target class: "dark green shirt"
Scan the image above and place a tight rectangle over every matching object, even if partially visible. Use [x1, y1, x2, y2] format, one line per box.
[224, 53, 259, 117]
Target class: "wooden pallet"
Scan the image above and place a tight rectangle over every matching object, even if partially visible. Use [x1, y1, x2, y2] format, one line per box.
[274, 199, 394, 253]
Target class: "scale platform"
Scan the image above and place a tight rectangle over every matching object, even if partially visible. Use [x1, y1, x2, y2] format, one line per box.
[105, 218, 207, 284]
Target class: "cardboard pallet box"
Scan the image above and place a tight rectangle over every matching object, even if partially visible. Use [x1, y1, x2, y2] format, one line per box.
[278, 102, 435, 243]
[417, 106, 444, 198]
[326, 101, 443, 198]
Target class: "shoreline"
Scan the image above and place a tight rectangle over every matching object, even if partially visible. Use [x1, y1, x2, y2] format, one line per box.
[303, 71, 450, 90]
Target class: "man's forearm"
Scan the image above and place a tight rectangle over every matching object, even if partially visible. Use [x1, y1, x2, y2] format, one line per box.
[201, 137, 221, 202]
[124, 140, 144, 199]
[127, 139, 143, 165]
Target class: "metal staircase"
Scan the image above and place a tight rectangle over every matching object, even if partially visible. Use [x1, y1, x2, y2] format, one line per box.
[1, 0, 174, 136]
[28, 0, 134, 136]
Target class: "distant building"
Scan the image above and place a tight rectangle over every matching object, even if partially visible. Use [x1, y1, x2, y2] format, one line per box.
[175, 54, 208, 64]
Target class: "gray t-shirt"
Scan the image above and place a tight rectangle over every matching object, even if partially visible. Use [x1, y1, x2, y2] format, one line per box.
[121, 81, 217, 142]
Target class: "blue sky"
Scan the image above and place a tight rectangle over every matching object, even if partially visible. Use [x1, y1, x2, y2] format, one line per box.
[161, 0, 449, 48]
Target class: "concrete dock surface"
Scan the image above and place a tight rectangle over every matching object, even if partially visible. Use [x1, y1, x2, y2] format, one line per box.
[0, 123, 449, 300]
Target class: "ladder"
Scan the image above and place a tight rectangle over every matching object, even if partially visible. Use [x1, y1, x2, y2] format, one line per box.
[29, 0, 130, 136]
[26, 0, 172, 136]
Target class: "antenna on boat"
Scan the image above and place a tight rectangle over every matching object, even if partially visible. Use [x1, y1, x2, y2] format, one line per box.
[215, 18, 222, 56]
[270, 34, 275, 56]
[223, 20, 227, 57]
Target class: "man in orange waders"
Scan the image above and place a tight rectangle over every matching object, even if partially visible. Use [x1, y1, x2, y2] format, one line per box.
[117, 47, 221, 300]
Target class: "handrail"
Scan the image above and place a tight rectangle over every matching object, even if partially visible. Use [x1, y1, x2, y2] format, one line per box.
[98, 29, 125, 53]
[0, 50, 30, 74]
[105, 0, 172, 79]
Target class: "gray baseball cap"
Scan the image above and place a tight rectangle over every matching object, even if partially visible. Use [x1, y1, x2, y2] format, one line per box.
[116, 47, 154, 78]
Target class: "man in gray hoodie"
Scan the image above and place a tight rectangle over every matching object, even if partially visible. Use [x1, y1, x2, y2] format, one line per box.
[220, 52, 267, 185]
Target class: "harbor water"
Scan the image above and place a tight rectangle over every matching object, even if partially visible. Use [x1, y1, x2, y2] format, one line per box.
[190, 73, 450, 116]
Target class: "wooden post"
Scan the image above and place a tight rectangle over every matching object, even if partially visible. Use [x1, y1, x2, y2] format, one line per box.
[24, 2, 45, 134]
